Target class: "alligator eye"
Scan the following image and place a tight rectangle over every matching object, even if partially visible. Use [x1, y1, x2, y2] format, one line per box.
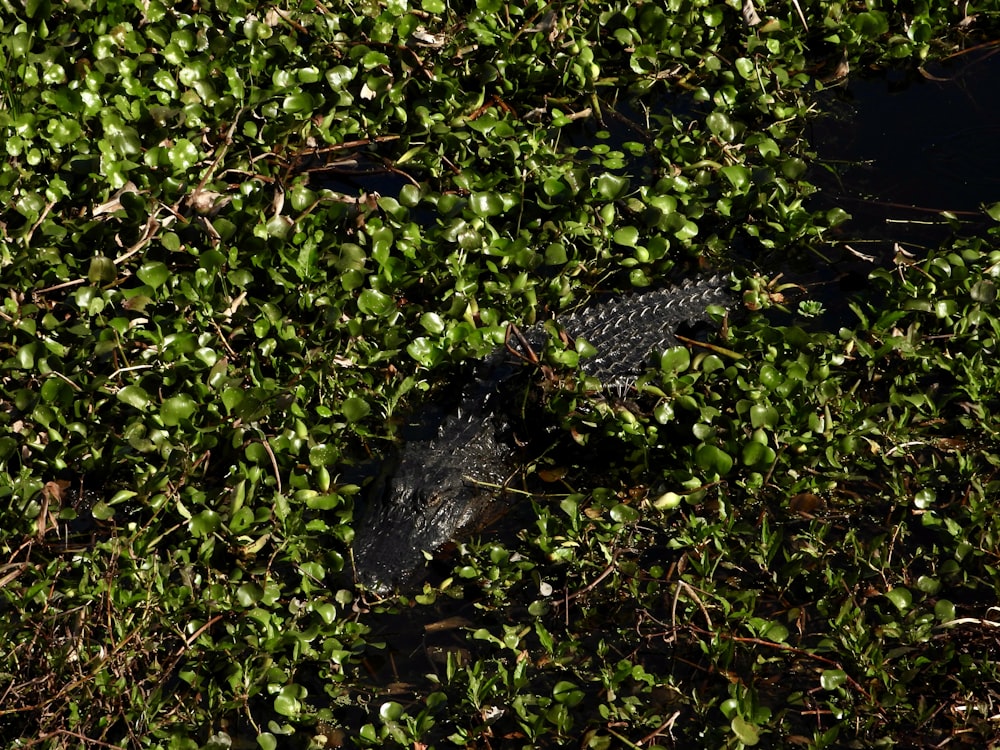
[422, 490, 445, 508]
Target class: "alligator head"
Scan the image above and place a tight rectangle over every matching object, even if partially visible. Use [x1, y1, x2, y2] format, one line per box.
[352, 406, 512, 595]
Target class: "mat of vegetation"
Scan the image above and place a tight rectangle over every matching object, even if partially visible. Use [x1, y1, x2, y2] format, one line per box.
[2, 1, 1000, 748]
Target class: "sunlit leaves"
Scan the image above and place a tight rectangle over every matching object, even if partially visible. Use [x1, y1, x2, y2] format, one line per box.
[2, 1, 998, 748]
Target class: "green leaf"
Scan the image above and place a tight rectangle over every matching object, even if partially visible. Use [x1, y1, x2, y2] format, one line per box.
[379, 701, 404, 722]
[273, 685, 304, 717]
[885, 587, 912, 612]
[341, 396, 370, 423]
[160, 394, 197, 426]
[706, 111, 735, 141]
[309, 444, 339, 467]
[749, 404, 778, 429]
[545, 242, 568, 265]
[820, 669, 848, 691]
[469, 191, 504, 217]
[420, 312, 445, 334]
[326, 65, 354, 90]
[168, 138, 200, 171]
[137, 261, 170, 289]
[190, 509, 221, 537]
[609, 503, 639, 523]
[742, 441, 776, 467]
[660, 346, 691, 374]
[720, 164, 751, 191]
[283, 93, 313, 113]
[117, 385, 151, 410]
[552, 680, 584, 706]
[613, 226, 640, 247]
[934, 599, 956, 622]
[731, 715, 760, 746]
[596, 174, 628, 200]
[735, 57, 756, 79]
[88, 255, 117, 284]
[695, 444, 734, 476]
[357, 288, 395, 317]
[91, 502, 115, 521]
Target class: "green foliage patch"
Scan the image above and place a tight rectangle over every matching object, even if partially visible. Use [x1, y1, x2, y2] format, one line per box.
[1, 0, 999, 747]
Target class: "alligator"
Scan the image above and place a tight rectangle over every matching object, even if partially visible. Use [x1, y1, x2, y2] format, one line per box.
[352, 274, 733, 594]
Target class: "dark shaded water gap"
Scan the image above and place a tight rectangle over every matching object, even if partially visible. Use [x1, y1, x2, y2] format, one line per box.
[760, 48, 1000, 332]
[810, 48, 1000, 261]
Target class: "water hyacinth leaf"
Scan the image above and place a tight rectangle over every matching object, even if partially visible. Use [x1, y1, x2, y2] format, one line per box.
[609, 503, 639, 523]
[469, 191, 504, 217]
[916, 575, 940, 594]
[853, 10, 889, 36]
[971, 280, 997, 302]
[305, 493, 340, 510]
[660, 346, 691, 374]
[545, 243, 568, 264]
[575, 336, 597, 358]
[274, 685, 305, 717]
[750, 404, 778, 429]
[695, 444, 734, 475]
[731, 715, 760, 746]
[420, 312, 446, 334]
[596, 173, 628, 200]
[91, 502, 115, 521]
[168, 138, 200, 170]
[314, 601, 337, 625]
[735, 57, 756, 79]
[357, 288, 395, 317]
[706, 111, 735, 141]
[282, 93, 313, 113]
[341, 397, 371, 423]
[88, 255, 117, 284]
[16, 342, 37, 370]
[820, 669, 848, 691]
[370, 226, 394, 259]
[160, 394, 197, 426]
[407, 337, 445, 367]
[309, 444, 339, 467]
[886, 587, 912, 612]
[781, 157, 807, 179]
[266, 215, 293, 239]
[137, 261, 170, 288]
[935, 599, 956, 622]
[913, 488, 935, 509]
[552, 680, 585, 706]
[613, 226, 640, 247]
[742, 440, 775, 466]
[190, 509, 221, 537]
[721, 164, 751, 191]
[117, 385, 151, 410]
[379, 701, 404, 722]
[221, 388, 243, 413]
[236, 583, 263, 607]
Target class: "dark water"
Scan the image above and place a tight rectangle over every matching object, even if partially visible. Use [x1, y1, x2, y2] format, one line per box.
[811, 49, 1000, 255]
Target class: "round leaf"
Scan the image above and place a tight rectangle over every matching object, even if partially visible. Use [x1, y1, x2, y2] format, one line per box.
[731, 715, 760, 746]
[117, 385, 151, 410]
[160, 394, 197, 426]
[695, 444, 734, 475]
[137, 261, 170, 289]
